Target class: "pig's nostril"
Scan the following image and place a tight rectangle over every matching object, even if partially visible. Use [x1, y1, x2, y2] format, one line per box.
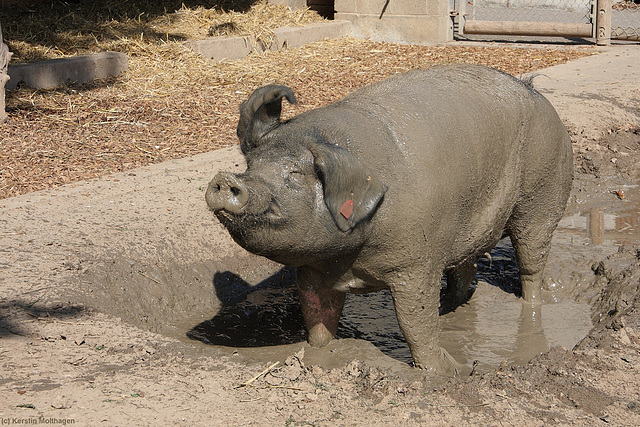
[230, 186, 241, 197]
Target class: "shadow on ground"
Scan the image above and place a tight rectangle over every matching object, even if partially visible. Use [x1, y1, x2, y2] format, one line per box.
[0, 299, 85, 338]
[0, 1, 260, 62]
[187, 239, 522, 360]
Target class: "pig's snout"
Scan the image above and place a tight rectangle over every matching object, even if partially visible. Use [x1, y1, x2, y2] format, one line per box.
[206, 172, 249, 213]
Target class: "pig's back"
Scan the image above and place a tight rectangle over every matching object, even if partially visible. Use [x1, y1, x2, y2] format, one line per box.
[313, 64, 567, 263]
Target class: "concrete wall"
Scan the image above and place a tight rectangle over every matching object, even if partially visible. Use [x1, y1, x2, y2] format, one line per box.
[270, 0, 452, 45]
[335, 0, 452, 45]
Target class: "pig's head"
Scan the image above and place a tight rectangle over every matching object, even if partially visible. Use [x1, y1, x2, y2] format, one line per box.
[205, 85, 387, 266]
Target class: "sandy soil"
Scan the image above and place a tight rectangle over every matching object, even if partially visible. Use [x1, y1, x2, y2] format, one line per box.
[1, 43, 640, 425]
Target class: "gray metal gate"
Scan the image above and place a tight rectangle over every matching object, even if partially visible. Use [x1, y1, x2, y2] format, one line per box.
[451, 0, 640, 44]
[611, 1, 640, 40]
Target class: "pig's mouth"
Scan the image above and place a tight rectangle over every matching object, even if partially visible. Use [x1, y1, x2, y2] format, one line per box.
[214, 199, 286, 232]
[207, 172, 286, 230]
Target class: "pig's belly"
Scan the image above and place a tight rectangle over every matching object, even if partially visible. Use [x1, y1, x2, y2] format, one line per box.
[335, 276, 388, 294]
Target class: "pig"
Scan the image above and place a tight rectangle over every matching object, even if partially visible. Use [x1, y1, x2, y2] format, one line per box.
[205, 64, 573, 374]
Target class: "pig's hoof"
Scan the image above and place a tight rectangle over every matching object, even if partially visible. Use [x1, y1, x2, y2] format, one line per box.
[307, 323, 334, 347]
[520, 274, 544, 305]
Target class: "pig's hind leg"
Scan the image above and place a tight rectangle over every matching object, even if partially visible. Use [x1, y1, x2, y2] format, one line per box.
[506, 199, 566, 305]
[507, 102, 572, 305]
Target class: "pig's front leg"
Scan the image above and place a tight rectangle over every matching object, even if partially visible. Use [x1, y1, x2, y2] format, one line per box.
[389, 270, 457, 375]
[296, 266, 346, 347]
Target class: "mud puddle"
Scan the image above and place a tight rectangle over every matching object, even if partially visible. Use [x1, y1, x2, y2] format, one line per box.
[181, 178, 639, 375]
[180, 238, 593, 377]
[81, 175, 639, 379]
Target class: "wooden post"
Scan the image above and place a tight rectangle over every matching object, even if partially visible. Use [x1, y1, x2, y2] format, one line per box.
[596, 0, 612, 46]
[588, 208, 605, 245]
[0, 23, 11, 123]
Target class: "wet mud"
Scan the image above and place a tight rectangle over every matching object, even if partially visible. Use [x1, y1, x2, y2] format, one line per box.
[76, 129, 640, 380]
[159, 237, 596, 377]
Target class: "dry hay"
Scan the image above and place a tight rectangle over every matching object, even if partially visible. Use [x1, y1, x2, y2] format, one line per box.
[1, 0, 324, 63]
[0, 2, 595, 199]
[612, 0, 640, 10]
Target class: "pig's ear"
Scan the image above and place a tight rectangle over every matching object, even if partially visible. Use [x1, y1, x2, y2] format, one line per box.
[310, 143, 387, 232]
[237, 85, 296, 155]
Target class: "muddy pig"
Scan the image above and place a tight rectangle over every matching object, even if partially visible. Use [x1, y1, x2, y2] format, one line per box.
[205, 64, 572, 374]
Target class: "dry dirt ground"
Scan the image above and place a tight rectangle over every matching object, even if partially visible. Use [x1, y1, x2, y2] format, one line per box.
[1, 29, 640, 427]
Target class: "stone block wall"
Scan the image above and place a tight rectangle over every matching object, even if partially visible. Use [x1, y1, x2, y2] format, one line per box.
[269, 0, 451, 44]
[335, 0, 452, 45]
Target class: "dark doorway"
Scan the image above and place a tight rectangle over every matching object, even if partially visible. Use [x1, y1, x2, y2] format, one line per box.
[308, 0, 334, 19]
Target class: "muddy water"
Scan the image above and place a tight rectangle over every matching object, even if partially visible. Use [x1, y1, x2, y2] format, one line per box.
[182, 239, 593, 376]
[83, 176, 639, 378]
[180, 180, 640, 375]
